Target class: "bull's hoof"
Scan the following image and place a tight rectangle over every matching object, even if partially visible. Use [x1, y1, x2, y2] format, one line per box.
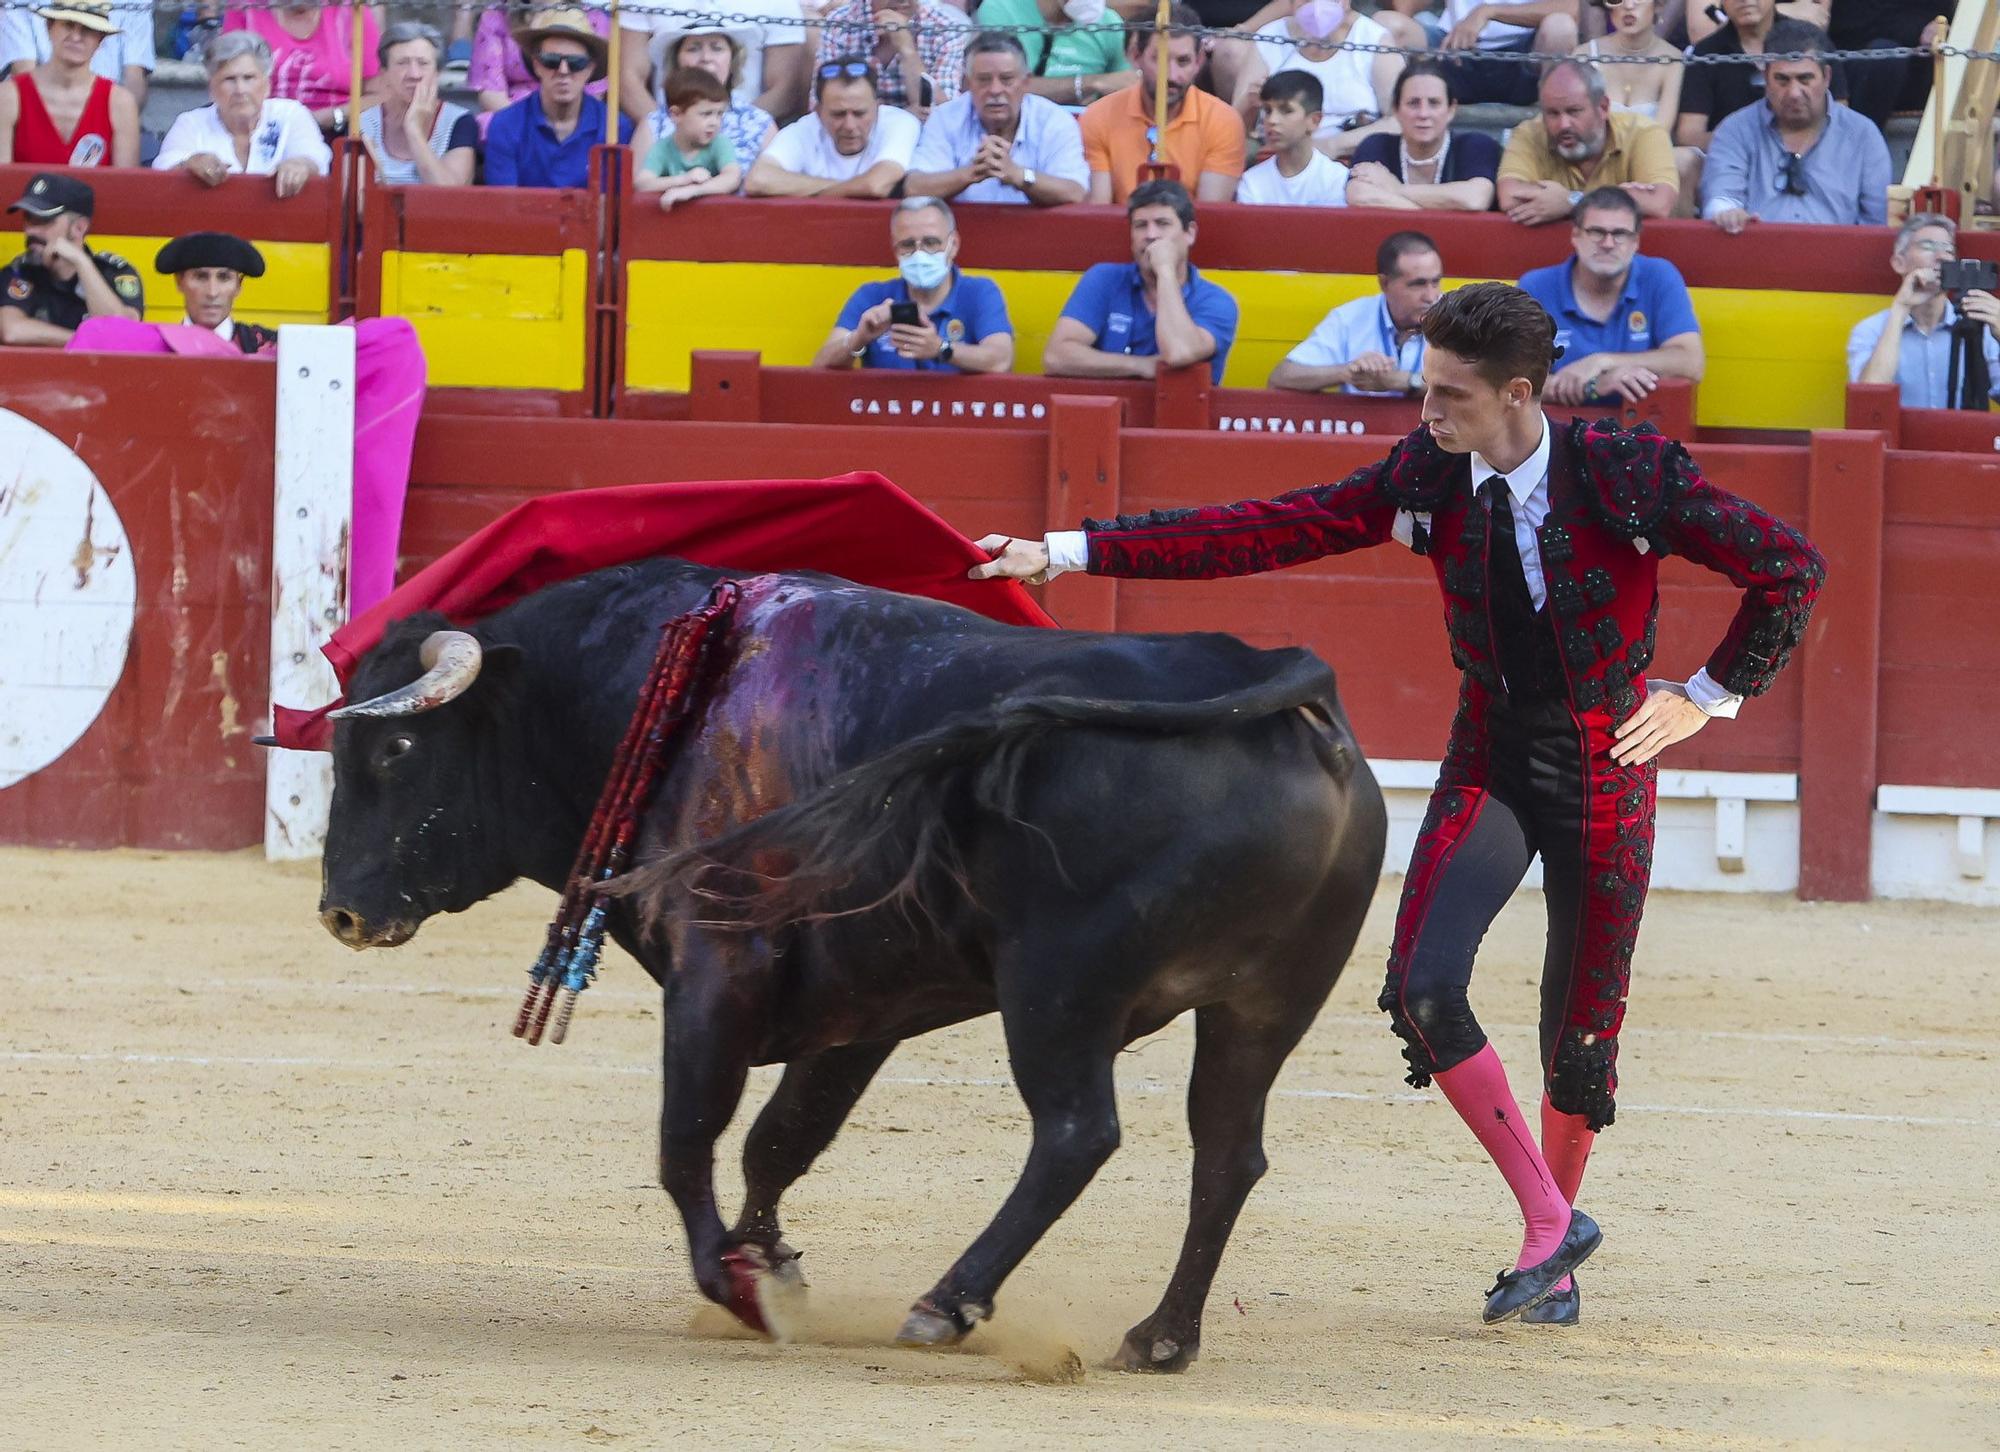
[1113, 1326, 1198, 1374]
[895, 1295, 990, 1348]
[717, 1246, 776, 1336]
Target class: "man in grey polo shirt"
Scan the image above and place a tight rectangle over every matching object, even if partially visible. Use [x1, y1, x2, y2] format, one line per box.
[905, 30, 1087, 206]
[1700, 30, 1889, 232]
[1847, 212, 2000, 409]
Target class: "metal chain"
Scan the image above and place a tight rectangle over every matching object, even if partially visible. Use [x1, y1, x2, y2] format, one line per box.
[13, 2, 2000, 69]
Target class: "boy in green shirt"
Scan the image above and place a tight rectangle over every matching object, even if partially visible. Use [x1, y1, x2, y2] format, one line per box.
[636, 67, 742, 211]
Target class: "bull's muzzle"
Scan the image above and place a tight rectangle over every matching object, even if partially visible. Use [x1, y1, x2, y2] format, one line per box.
[319, 905, 418, 949]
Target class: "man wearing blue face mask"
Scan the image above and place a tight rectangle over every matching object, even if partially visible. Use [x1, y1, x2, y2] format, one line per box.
[812, 196, 1016, 374]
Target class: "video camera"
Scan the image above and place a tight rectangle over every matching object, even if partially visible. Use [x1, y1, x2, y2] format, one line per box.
[1938, 258, 1999, 294]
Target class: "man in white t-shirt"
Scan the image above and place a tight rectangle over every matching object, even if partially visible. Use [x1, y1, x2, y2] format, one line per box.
[620, 0, 807, 129]
[1237, 72, 1349, 208]
[1269, 230, 1441, 394]
[745, 58, 920, 197]
[1439, 0, 1578, 107]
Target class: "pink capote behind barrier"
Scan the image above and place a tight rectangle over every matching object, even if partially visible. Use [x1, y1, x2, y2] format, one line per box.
[67, 315, 426, 616]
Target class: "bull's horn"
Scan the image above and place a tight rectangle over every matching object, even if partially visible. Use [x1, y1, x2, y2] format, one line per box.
[328, 630, 484, 721]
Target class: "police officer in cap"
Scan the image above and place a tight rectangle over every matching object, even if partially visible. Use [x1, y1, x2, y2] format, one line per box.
[0, 171, 141, 347]
[156, 231, 275, 354]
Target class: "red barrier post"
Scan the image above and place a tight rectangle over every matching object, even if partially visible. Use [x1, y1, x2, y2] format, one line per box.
[1619, 377, 1696, 439]
[688, 351, 764, 421]
[1797, 429, 1885, 901]
[1042, 395, 1124, 632]
[1153, 364, 1212, 430]
[1844, 382, 1902, 444]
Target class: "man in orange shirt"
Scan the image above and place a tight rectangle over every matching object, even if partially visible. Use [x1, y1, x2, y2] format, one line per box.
[1080, 3, 1243, 204]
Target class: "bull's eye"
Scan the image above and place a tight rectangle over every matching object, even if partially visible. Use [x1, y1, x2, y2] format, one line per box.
[376, 734, 416, 768]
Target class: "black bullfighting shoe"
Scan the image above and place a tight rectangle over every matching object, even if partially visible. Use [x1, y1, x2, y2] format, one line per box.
[1482, 1209, 1601, 1324]
[1520, 1278, 1580, 1326]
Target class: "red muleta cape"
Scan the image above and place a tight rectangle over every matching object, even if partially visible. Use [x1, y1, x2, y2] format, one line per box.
[270, 472, 1055, 750]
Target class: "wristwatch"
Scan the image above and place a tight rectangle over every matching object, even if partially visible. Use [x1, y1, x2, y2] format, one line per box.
[1566, 189, 1583, 208]
[1406, 369, 1424, 395]
[937, 338, 956, 365]
[1019, 167, 1037, 190]
[848, 328, 870, 358]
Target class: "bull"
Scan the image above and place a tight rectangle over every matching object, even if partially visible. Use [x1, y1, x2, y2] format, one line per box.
[316, 556, 1386, 1371]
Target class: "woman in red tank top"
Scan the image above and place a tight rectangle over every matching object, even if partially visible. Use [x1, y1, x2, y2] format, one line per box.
[0, 4, 140, 168]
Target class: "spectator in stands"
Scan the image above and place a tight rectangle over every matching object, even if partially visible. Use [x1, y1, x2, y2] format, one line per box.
[1439, 0, 1580, 106]
[1346, 58, 1502, 210]
[1081, 4, 1245, 203]
[1268, 229, 1439, 394]
[0, 3, 138, 167]
[972, 0, 1133, 107]
[1677, 6, 1842, 149]
[1847, 212, 2000, 408]
[1685, 0, 1829, 41]
[1497, 60, 1678, 224]
[222, 1, 381, 138]
[1518, 186, 1703, 405]
[471, 2, 610, 139]
[746, 58, 919, 196]
[0, 172, 139, 347]
[641, 19, 776, 178]
[815, 0, 970, 113]
[357, 23, 476, 186]
[1046, 177, 1238, 382]
[906, 31, 1089, 205]
[154, 32, 332, 199]
[155, 231, 275, 353]
[635, 67, 743, 210]
[812, 196, 1015, 373]
[1831, 0, 1946, 128]
[486, 10, 643, 189]
[1229, 0, 1400, 161]
[1574, 0, 1682, 126]
[1238, 72, 1350, 206]
[0, 0, 152, 110]
[621, 0, 807, 134]
[1701, 33, 1889, 230]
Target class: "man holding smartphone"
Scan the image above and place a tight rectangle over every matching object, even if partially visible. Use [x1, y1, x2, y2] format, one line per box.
[812, 195, 1015, 374]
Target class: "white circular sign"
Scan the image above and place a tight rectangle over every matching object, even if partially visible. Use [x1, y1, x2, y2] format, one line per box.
[0, 409, 137, 789]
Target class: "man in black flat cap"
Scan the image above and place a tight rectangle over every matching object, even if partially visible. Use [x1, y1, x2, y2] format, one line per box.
[156, 231, 274, 354]
[0, 170, 140, 347]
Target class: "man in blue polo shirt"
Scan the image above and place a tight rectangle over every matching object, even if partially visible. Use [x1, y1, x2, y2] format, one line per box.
[485, 11, 640, 189]
[1517, 187, 1703, 408]
[813, 197, 1014, 374]
[1044, 178, 1239, 385]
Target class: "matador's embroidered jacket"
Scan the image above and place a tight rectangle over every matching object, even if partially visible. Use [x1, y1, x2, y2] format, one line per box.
[1082, 417, 1826, 719]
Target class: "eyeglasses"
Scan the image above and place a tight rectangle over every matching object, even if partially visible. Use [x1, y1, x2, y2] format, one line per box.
[818, 60, 873, 80]
[536, 51, 593, 73]
[1579, 225, 1637, 245]
[1778, 150, 1808, 197]
[893, 237, 950, 256]
[1907, 238, 1958, 258]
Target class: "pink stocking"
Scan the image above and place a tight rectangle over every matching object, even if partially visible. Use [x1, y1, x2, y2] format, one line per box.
[1540, 1097, 1596, 1292]
[1433, 1044, 1572, 1270]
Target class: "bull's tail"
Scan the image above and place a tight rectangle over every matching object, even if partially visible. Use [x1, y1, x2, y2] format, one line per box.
[607, 649, 1352, 934]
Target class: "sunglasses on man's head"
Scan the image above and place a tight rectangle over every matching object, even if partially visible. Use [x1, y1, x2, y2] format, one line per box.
[817, 60, 873, 80]
[537, 51, 593, 73]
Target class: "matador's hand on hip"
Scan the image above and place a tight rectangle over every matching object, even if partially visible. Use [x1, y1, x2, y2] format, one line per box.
[1610, 687, 1709, 767]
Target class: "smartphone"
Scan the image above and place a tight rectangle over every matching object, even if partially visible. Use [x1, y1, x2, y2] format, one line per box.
[1939, 258, 1999, 293]
[889, 302, 922, 328]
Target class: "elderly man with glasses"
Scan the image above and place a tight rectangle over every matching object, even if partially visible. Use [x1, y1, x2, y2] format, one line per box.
[1848, 212, 2000, 411]
[1700, 29, 1888, 233]
[811, 196, 1013, 374]
[1517, 186, 1703, 408]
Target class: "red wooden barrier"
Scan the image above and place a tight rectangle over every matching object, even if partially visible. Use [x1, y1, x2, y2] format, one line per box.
[1845, 381, 2000, 453]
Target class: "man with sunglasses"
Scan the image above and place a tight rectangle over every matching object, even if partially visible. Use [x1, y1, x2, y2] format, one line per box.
[812, 196, 1014, 373]
[1518, 188, 1702, 408]
[746, 57, 919, 197]
[485, 8, 641, 189]
[1848, 211, 2000, 409]
[1700, 30, 1889, 233]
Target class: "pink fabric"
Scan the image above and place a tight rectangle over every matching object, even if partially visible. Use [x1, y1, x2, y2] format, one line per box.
[1433, 1044, 1572, 1271]
[1541, 1097, 1596, 1293]
[65, 313, 425, 621]
[468, 6, 609, 138]
[223, 6, 382, 111]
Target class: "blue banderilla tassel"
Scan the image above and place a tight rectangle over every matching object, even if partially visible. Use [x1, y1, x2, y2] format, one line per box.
[559, 900, 610, 995]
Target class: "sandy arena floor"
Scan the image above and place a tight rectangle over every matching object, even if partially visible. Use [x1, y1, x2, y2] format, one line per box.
[2, 846, 1996, 1450]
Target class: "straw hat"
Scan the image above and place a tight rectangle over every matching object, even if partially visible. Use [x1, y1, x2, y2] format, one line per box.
[513, 6, 609, 73]
[36, 1, 120, 36]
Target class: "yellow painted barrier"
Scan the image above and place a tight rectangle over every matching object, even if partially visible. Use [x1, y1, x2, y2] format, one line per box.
[0, 235, 331, 330]
[377, 247, 589, 391]
[626, 259, 1894, 430]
